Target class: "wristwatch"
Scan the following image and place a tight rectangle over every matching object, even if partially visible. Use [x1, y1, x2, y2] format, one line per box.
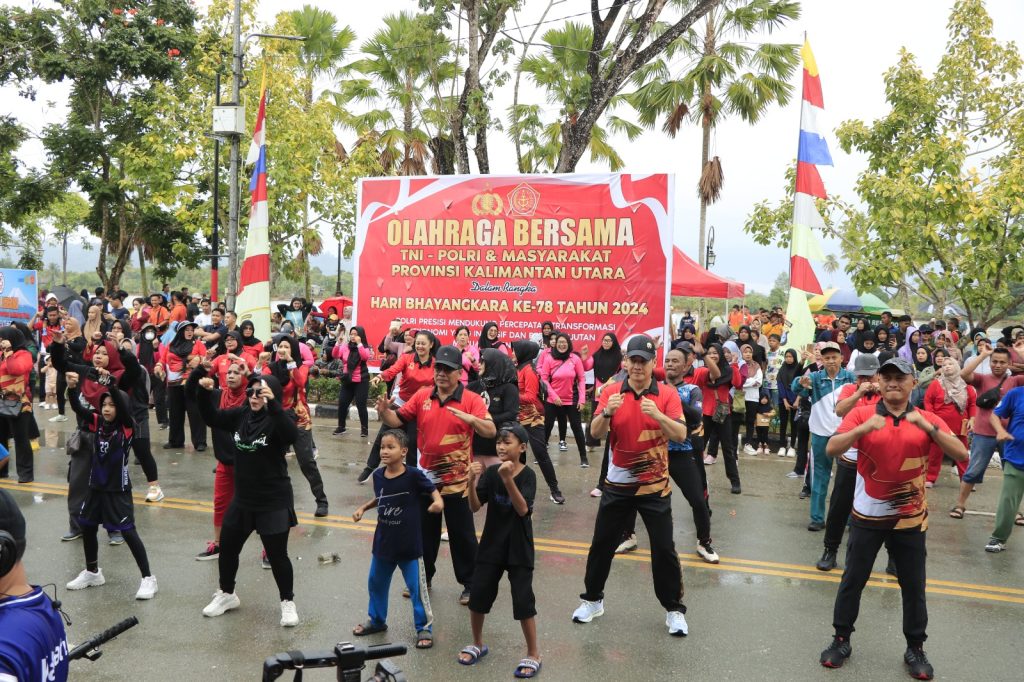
[601, 410, 612, 419]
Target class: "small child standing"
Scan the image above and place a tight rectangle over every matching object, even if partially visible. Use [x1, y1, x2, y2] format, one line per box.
[460, 422, 541, 679]
[755, 389, 776, 455]
[43, 355, 57, 409]
[352, 429, 442, 650]
[64, 372, 157, 600]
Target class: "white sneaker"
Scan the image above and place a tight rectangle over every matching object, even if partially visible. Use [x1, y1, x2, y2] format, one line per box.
[49, 414, 68, 423]
[589, 488, 603, 498]
[666, 610, 689, 636]
[202, 590, 240, 617]
[786, 471, 801, 479]
[697, 541, 720, 564]
[777, 447, 787, 457]
[280, 599, 299, 627]
[67, 569, 105, 590]
[440, 531, 449, 542]
[145, 485, 164, 503]
[743, 444, 757, 456]
[136, 575, 158, 600]
[787, 447, 796, 458]
[615, 533, 637, 554]
[572, 599, 604, 623]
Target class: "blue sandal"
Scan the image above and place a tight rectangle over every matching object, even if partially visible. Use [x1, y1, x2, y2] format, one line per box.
[458, 644, 488, 665]
[515, 658, 542, 678]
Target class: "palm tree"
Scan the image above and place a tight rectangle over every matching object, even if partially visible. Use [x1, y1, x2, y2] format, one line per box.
[335, 12, 457, 175]
[513, 22, 641, 172]
[627, 0, 800, 266]
[288, 6, 356, 300]
[823, 253, 840, 286]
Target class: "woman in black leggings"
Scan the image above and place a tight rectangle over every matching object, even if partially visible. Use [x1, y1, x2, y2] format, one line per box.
[196, 374, 301, 627]
[331, 325, 370, 437]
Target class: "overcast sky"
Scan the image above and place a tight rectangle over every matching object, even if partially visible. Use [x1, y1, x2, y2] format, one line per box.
[6, 1, 1023, 295]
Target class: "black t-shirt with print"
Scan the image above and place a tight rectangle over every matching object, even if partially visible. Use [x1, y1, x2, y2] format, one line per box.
[371, 466, 437, 563]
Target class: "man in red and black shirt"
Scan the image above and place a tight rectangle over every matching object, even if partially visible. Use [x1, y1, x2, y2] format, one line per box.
[572, 335, 690, 637]
[378, 345, 494, 605]
[820, 358, 967, 680]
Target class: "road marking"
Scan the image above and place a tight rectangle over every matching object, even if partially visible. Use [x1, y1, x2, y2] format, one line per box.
[9, 480, 1023, 605]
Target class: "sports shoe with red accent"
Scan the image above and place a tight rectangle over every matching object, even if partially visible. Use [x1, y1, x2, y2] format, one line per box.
[820, 636, 852, 668]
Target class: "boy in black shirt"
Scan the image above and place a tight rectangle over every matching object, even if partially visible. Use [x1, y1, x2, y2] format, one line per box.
[352, 429, 442, 649]
[461, 423, 541, 678]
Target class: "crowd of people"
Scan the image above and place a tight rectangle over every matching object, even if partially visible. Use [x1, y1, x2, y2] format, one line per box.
[2, 287, 1024, 681]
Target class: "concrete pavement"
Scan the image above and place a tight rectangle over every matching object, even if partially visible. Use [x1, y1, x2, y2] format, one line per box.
[6, 413, 1022, 681]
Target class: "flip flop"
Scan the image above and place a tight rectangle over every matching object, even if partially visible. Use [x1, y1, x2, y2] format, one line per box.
[458, 644, 488, 666]
[514, 658, 542, 678]
[415, 630, 433, 649]
[352, 621, 388, 636]
[949, 506, 965, 519]
[1016, 512, 1024, 527]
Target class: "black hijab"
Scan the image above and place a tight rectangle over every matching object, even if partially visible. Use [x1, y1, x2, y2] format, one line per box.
[224, 330, 245, 355]
[169, 323, 198, 361]
[776, 348, 803, 389]
[478, 321, 500, 350]
[237, 374, 284, 444]
[706, 343, 733, 387]
[550, 333, 573, 362]
[479, 348, 517, 388]
[540, 321, 555, 346]
[0, 325, 27, 352]
[512, 340, 539, 369]
[347, 325, 368, 375]
[239, 320, 261, 347]
[591, 333, 623, 383]
[856, 334, 877, 354]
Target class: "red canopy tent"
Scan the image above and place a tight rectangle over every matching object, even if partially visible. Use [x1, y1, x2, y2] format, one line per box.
[671, 247, 745, 299]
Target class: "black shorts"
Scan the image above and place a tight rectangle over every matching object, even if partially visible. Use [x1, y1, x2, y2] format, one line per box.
[468, 562, 536, 620]
[222, 503, 297, 536]
[78, 490, 135, 532]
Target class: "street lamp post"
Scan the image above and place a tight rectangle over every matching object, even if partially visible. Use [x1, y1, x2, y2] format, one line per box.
[705, 225, 717, 269]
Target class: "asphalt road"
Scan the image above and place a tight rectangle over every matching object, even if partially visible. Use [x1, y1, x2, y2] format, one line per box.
[5, 412, 1022, 681]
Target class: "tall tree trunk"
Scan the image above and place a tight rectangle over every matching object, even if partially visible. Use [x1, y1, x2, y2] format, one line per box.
[137, 243, 148, 295]
[697, 13, 715, 268]
[698, 120, 711, 268]
[452, 0, 480, 174]
[512, 0, 557, 172]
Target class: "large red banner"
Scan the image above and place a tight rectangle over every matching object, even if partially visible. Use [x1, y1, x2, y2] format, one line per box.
[354, 174, 674, 356]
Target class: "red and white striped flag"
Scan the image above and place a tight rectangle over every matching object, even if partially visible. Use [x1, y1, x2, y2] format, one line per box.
[236, 72, 271, 341]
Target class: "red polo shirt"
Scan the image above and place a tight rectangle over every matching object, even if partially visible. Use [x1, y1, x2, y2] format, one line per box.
[397, 383, 489, 496]
[597, 378, 683, 496]
[380, 352, 436, 403]
[835, 383, 882, 465]
[835, 403, 952, 532]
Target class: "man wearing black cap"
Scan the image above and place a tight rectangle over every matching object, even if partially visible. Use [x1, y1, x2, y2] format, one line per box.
[572, 335, 690, 637]
[0, 489, 69, 681]
[820, 358, 967, 680]
[816, 354, 882, 571]
[378, 345, 495, 605]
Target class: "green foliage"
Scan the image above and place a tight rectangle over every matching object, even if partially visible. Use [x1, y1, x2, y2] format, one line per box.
[306, 376, 340, 404]
[834, 0, 1024, 327]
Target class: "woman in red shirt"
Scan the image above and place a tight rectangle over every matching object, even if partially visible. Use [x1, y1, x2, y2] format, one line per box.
[356, 330, 439, 482]
[0, 325, 36, 482]
[155, 322, 208, 451]
[923, 356, 976, 486]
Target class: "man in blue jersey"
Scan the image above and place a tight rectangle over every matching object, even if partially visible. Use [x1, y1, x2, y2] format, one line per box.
[0, 489, 69, 682]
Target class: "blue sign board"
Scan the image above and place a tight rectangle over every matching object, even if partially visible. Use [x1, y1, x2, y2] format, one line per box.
[0, 269, 39, 327]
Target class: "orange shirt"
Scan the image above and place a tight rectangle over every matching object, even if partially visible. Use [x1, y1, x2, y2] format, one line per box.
[169, 303, 188, 323]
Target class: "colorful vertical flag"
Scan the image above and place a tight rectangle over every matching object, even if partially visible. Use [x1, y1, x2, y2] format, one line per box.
[785, 39, 831, 351]
[236, 71, 271, 342]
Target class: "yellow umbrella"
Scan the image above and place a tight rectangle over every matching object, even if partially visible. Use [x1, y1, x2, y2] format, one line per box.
[807, 288, 838, 313]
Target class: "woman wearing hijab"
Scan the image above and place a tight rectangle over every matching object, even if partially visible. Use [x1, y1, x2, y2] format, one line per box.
[477, 321, 509, 355]
[925, 356, 976, 490]
[453, 325, 481, 385]
[136, 323, 167, 429]
[331, 325, 371, 437]
[584, 333, 623, 448]
[467, 349, 520, 470]
[237, 320, 262, 367]
[898, 326, 922, 363]
[197, 374, 302, 627]
[277, 297, 313, 331]
[776, 349, 803, 458]
[539, 333, 589, 468]
[540, 321, 555, 348]
[934, 331, 963, 364]
[81, 303, 107, 341]
[512, 340, 563, 504]
[0, 326, 35, 482]
[846, 332, 879, 373]
[694, 343, 742, 493]
[155, 322, 208, 451]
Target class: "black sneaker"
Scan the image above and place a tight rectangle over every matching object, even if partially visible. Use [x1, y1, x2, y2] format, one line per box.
[886, 557, 898, 576]
[162, 442, 184, 450]
[730, 482, 742, 495]
[61, 530, 82, 542]
[799, 486, 810, 499]
[314, 502, 329, 518]
[579, 457, 590, 469]
[558, 441, 568, 452]
[820, 636, 852, 668]
[807, 521, 825, 532]
[816, 549, 838, 571]
[194, 444, 207, 452]
[356, 467, 373, 484]
[196, 542, 220, 561]
[550, 491, 566, 505]
[904, 646, 934, 680]
[261, 551, 271, 570]
[360, 430, 369, 438]
[332, 427, 346, 436]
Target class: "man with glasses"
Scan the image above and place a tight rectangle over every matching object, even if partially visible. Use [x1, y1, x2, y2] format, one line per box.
[572, 335, 690, 637]
[377, 345, 495, 606]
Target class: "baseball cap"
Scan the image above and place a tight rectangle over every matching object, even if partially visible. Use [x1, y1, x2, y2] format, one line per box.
[852, 354, 880, 376]
[819, 341, 842, 355]
[880, 357, 914, 375]
[625, 335, 656, 361]
[498, 422, 530, 444]
[434, 345, 463, 370]
[0, 488, 27, 559]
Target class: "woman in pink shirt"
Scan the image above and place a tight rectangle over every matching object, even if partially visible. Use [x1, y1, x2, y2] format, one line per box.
[539, 333, 589, 468]
[453, 325, 480, 385]
[332, 325, 371, 437]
